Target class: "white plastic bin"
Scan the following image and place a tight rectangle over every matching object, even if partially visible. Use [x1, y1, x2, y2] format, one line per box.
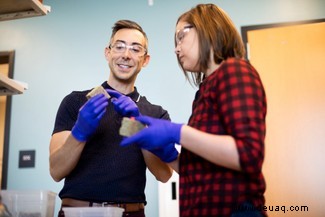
[0, 190, 57, 217]
[62, 207, 124, 217]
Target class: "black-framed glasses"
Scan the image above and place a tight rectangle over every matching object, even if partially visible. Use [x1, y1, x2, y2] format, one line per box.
[109, 42, 147, 57]
[175, 26, 193, 44]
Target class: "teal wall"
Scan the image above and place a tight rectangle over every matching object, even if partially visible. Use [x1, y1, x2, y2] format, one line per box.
[1, 0, 324, 216]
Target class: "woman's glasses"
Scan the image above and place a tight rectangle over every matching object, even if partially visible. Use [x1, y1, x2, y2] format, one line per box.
[175, 26, 193, 44]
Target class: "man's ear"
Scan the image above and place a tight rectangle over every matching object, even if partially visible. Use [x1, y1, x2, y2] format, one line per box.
[104, 47, 110, 61]
[142, 54, 151, 67]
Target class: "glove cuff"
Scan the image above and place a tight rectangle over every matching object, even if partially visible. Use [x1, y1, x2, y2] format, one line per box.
[71, 126, 87, 142]
[172, 123, 183, 144]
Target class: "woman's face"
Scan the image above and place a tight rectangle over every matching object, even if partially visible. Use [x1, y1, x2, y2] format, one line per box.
[175, 21, 200, 72]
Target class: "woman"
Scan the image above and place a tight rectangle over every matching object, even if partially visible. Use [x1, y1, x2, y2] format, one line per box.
[120, 4, 267, 217]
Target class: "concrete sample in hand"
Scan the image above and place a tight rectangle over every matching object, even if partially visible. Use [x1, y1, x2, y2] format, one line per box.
[119, 117, 145, 137]
[86, 86, 111, 100]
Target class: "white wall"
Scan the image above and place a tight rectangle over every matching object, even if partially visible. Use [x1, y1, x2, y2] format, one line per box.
[0, 0, 324, 216]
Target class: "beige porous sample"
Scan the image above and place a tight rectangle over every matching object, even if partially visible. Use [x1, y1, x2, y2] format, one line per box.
[119, 117, 145, 137]
[86, 86, 111, 100]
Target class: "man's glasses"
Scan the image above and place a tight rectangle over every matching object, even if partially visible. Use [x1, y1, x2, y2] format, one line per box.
[109, 42, 147, 57]
[175, 26, 193, 44]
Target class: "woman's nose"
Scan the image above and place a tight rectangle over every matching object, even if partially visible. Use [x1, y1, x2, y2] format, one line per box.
[175, 44, 181, 54]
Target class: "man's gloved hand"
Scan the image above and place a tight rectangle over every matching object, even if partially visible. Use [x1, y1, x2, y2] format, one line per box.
[149, 143, 179, 163]
[71, 94, 108, 142]
[120, 115, 183, 162]
[106, 89, 140, 117]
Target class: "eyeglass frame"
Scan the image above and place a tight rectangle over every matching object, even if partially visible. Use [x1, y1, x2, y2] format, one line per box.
[175, 25, 194, 44]
[108, 41, 147, 57]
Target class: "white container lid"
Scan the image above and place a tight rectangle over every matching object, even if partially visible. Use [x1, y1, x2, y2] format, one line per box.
[62, 207, 124, 217]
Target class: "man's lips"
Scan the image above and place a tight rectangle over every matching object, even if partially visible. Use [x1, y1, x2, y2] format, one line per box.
[117, 63, 132, 69]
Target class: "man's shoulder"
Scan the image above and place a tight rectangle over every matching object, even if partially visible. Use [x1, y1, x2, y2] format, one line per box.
[61, 89, 91, 105]
[138, 96, 170, 120]
[138, 95, 162, 108]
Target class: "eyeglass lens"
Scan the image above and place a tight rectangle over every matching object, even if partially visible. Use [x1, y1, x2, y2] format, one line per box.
[110, 42, 146, 56]
[176, 26, 193, 44]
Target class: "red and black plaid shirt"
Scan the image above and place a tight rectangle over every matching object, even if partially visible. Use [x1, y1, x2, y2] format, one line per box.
[179, 58, 267, 217]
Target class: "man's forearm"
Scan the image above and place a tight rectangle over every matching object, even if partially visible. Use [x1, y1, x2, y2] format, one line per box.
[49, 132, 86, 182]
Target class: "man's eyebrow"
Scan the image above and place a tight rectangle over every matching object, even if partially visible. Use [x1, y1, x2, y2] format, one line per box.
[114, 39, 125, 44]
[115, 39, 143, 46]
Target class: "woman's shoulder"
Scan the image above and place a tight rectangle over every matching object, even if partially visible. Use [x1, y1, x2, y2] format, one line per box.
[218, 58, 257, 74]
[221, 57, 250, 67]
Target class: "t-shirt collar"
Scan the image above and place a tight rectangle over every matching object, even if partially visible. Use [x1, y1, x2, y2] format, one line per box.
[101, 81, 140, 102]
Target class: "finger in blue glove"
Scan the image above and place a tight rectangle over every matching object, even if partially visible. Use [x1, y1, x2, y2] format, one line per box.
[120, 115, 183, 150]
[71, 94, 108, 142]
[106, 89, 123, 98]
[106, 89, 140, 117]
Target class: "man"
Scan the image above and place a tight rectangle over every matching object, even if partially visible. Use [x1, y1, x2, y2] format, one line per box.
[49, 20, 173, 217]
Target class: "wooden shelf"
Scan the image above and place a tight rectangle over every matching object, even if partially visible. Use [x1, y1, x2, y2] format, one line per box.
[0, 73, 27, 95]
[0, 0, 50, 22]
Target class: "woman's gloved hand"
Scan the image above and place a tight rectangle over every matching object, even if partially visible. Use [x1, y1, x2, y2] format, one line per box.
[71, 94, 108, 142]
[120, 115, 183, 162]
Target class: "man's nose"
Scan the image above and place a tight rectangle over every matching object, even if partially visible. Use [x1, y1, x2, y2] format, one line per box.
[122, 47, 132, 57]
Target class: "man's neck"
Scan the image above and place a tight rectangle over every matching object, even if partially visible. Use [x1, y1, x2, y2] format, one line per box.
[107, 80, 135, 95]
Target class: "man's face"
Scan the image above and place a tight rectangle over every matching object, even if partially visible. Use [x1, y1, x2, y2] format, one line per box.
[105, 28, 149, 83]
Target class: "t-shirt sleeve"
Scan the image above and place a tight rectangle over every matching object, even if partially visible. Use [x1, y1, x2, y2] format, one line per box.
[52, 92, 84, 135]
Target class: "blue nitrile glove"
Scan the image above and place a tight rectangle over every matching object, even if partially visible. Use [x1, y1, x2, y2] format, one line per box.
[149, 143, 179, 163]
[71, 94, 108, 142]
[120, 116, 183, 162]
[106, 89, 140, 117]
